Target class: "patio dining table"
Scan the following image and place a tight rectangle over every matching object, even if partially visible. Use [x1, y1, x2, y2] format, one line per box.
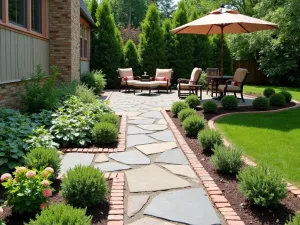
[206, 75, 233, 98]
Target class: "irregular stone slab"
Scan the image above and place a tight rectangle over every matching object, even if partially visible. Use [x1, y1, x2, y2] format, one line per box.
[161, 164, 197, 178]
[124, 112, 142, 117]
[155, 148, 189, 165]
[128, 116, 149, 120]
[109, 150, 150, 165]
[94, 154, 109, 163]
[128, 126, 154, 135]
[136, 142, 177, 155]
[127, 195, 150, 217]
[150, 130, 176, 142]
[95, 162, 131, 172]
[128, 217, 175, 225]
[60, 153, 94, 175]
[139, 111, 163, 119]
[137, 125, 168, 131]
[144, 188, 221, 225]
[127, 135, 157, 148]
[128, 119, 155, 125]
[125, 165, 190, 192]
[156, 119, 167, 125]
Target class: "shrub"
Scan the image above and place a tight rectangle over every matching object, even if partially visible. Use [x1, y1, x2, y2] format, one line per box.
[252, 97, 270, 110]
[279, 91, 292, 103]
[25, 127, 59, 150]
[263, 88, 276, 98]
[75, 84, 98, 104]
[221, 96, 238, 110]
[92, 122, 118, 145]
[24, 147, 61, 179]
[269, 93, 286, 106]
[286, 214, 300, 225]
[25, 204, 92, 225]
[100, 113, 120, 126]
[171, 101, 189, 116]
[62, 165, 107, 207]
[81, 70, 107, 94]
[198, 129, 223, 151]
[203, 100, 218, 113]
[211, 145, 243, 174]
[237, 165, 287, 207]
[185, 95, 200, 108]
[182, 115, 205, 137]
[1, 167, 54, 213]
[178, 108, 197, 122]
[198, 72, 207, 88]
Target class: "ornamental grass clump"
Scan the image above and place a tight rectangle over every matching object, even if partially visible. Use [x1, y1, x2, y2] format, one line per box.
[286, 214, 300, 225]
[269, 93, 286, 106]
[237, 165, 288, 207]
[62, 165, 107, 207]
[185, 95, 200, 108]
[198, 129, 223, 151]
[100, 113, 120, 126]
[92, 122, 118, 144]
[203, 100, 218, 113]
[211, 145, 243, 174]
[25, 204, 92, 225]
[263, 88, 276, 98]
[252, 96, 270, 110]
[279, 91, 292, 103]
[182, 115, 205, 137]
[178, 108, 197, 122]
[221, 96, 238, 110]
[171, 101, 189, 116]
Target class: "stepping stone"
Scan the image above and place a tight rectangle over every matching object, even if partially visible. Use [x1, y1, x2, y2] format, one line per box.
[127, 126, 154, 135]
[128, 217, 175, 225]
[95, 162, 131, 172]
[161, 164, 197, 178]
[109, 150, 150, 165]
[94, 154, 109, 163]
[136, 142, 177, 155]
[137, 125, 168, 131]
[128, 116, 149, 120]
[125, 165, 190, 192]
[128, 119, 155, 125]
[150, 130, 176, 142]
[124, 112, 141, 117]
[139, 111, 163, 119]
[127, 135, 157, 148]
[144, 188, 221, 225]
[60, 153, 94, 175]
[156, 119, 167, 125]
[127, 195, 150, 217]
[155, 148, 189, 165]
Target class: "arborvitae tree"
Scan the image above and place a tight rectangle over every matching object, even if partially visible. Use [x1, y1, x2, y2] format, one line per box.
[91, 0, 123, 88]
[123, 40, 140, 75]
[88, 0, 98, 22]
[139, 4, 166, 76]
[162, 19, 174, 69]
[172, 0, 194, 81]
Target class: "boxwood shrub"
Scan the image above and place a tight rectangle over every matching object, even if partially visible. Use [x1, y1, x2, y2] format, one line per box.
[171, 101, 189, 116]
[269, 93, 286, 106]
[279, 91, 292, 103]
[221, 96, 238, 110]
[92, 122, 118, 144]
[100, 113, 120, 126]
[185, 95, 200, 108]
[182, 115, 205, 137]
[197, 129, 223, 151]
[178, 108, 197, 122]
[203, 100, 218, 113]
[263, 88, 276, 98]
[252, 96, 270, 110]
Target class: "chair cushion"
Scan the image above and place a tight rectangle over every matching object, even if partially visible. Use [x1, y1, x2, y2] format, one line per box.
[218, 85, 241, 92]
[231, 80, 238, 86]
[233, 68, 248, 85]
[190, 68, 201, 84]
[133, 81, 160, 88]
[155, 81, 170, 87]
[121, 80, 138, 85]
[118, 68, 134, 79]
[155, 77, 167, 81]
[156, 69, 172, 80]
[124, 76, 134, 81]
[177, 83, 197, 90]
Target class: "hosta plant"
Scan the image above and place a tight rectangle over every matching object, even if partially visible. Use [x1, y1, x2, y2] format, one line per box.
[25, 126, 59, 150]
[29, 110, 53, 128]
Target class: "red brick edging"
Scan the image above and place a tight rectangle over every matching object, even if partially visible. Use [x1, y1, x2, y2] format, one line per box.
[161, 109, 245, 225]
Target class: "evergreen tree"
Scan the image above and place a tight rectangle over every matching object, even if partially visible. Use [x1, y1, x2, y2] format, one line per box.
[91, 0, 123, 88]
[88, 0, 98, 22]
[162, 19, 174, 68]
[139, 4, 166, 76]
[123, 40, 140, 75]
[158, 0, 177, 19]
[172, 0, 194, 81]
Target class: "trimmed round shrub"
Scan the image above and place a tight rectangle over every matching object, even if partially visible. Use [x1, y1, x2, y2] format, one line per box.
[24, 147, 61, 179]
[185, 95, 200, 108]
[237, 165, 287, 207]
[269, 93, 286, 106]
[25, 203, 92, 225]
[100, 113, 120, 126]
[182, 115, 205, 137]
[252, 96, 270, 110]
[197, 129, 223, 151]
[203, 100, 218, 113]
[221, 96, 238, 110]
[286, 214, 300, 225]
[92, 122, 118, 145]
[279, 91, 292, 103]
[178, 108, 197, 122]
[171, 101, 189, 116]
[62, 165, 107, 207]
[263, 88, 276, 98]
[211, 145, 243, 174]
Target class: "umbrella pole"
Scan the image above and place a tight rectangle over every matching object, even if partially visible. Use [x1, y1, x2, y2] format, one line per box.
[220, 25, 224, 77]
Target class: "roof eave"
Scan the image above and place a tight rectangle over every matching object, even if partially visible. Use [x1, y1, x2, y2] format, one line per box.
[80, 8, 96, 28]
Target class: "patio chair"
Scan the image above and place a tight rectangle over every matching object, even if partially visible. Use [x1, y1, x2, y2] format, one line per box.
[218, 68, 248, 102]
[177, 67, 202, 99]
[206, 68, 220, 97]
[117, 68, 140, 92]
[150, 69, 173, 93]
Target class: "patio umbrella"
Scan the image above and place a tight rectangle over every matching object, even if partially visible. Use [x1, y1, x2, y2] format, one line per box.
[171, 6, 278, 76]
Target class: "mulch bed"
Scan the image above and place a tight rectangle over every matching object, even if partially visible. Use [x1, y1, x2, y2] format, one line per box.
[167, 104, 300, 225]
[1, 179, 112, 225]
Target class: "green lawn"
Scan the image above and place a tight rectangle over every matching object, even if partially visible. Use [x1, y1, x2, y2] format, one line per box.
[215, 107, 300, 187]
[244, 85, 300, 101]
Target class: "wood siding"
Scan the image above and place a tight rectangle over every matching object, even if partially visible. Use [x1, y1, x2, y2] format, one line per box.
[0, 28, 49, 84]
[80, 60, 90, 74]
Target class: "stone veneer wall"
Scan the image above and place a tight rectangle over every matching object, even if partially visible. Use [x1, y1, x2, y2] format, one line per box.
[0, 82, 25, 109]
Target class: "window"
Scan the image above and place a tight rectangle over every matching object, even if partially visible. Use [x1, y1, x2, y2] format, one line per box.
[31, 0, 42, 33]
[80, 24, 89, 60]
[9, 0, 27, 27]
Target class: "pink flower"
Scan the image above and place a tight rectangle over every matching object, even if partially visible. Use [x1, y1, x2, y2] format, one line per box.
[16, 166, 27, 174]
[41, 171, 48, 178]
[41, 180, 49, 187]
[26, 170, 36, 178]
[42, 188, 52, 197]
[45, 167, 54, 174]
[1, 173, 12, 182]
[40, 203, 47, 209]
